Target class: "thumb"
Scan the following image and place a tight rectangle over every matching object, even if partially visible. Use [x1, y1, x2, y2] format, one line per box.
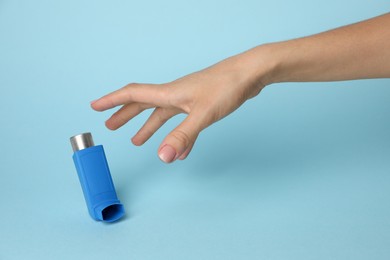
[158, 114, 202, 163]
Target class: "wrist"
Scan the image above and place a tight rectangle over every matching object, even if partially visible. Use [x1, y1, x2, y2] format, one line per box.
[236, 43, 284, 88]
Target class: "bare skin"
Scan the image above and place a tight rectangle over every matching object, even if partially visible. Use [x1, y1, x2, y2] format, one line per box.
[91, 13, 390, 163]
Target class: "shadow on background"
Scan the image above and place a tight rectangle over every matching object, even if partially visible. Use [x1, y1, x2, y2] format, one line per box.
[114, 120, 341, 218]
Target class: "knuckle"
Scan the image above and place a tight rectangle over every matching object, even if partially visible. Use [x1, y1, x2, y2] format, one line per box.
[136, 102, 145, 111]
[125, 82, 139, 88]
[155, 108, 168, 123]
[111, 112, 125, 125]
[123, 83, 139, 95]
[161, 83, 188, 111]
[106, 98, 116, 109]
[140, 128, 154, 138]
[117, 111, 129, 122]
[160, 85, 173, 104]
[170, 129, 191, 147]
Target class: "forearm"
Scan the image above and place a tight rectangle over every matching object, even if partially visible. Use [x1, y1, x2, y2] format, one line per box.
[247, 12, 390, 85]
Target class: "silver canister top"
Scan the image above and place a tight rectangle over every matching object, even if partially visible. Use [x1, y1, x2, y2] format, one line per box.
[70, 132, 95, 152]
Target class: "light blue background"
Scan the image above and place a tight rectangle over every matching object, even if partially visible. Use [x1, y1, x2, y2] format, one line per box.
[0, 1, 389, 259]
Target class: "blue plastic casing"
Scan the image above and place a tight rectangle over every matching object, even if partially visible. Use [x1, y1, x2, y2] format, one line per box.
[72, 145, 125, 222]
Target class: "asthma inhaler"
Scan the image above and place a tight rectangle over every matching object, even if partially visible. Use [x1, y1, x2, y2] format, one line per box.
[70, 132, 125, 222]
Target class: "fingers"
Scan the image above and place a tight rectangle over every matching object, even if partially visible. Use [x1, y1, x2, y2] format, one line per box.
[131, 107, 180, 146]
[91, 83, 169, 111]
[91, 82, 206, 163]
[105, 103, 149, 130]
[157, 113, 203, 163]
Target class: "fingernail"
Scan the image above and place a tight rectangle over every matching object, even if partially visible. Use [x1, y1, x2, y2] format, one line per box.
[158, 145, 177, 163]
[90, 99, 98, 105]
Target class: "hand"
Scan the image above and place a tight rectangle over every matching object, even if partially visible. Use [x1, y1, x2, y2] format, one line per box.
[91, 13, 390, 163]
[91, 48, 270, 163]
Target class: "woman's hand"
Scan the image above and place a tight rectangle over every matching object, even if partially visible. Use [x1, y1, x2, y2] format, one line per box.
[91, 47, 272, 163]
[91, 13, 390, 164]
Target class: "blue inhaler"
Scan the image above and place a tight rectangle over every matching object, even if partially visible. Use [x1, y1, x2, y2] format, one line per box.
[70, 132, 125, 222]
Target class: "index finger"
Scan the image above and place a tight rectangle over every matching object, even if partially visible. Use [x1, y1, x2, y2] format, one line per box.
[91, 83, 169, 111]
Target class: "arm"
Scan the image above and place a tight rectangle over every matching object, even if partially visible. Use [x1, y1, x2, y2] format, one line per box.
[91, 13, 390, 163]
[263, 12, 390, 84]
